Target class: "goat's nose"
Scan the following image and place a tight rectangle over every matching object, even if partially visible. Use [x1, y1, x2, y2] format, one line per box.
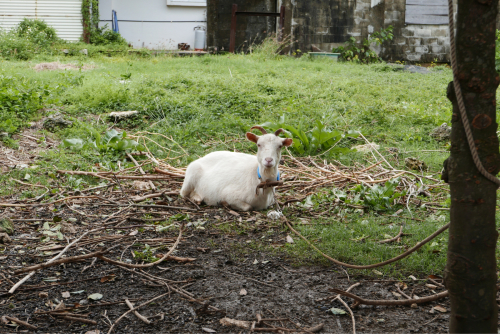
[265, 158, 273, 163]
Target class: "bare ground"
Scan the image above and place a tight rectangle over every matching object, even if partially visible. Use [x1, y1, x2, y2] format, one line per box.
[0, 202, 452, 334]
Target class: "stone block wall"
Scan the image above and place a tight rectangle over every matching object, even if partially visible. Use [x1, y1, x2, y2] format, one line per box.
[400, 25, 450, 62]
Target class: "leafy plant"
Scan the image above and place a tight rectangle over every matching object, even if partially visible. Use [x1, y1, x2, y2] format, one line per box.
[87, 24, 129, 46]
[261, 115, 359, 156]
[334, 26, 394, 63]
[133, 244, 158, 263]
[351, 178, 406, 211]
[14, 18, 59, 47]
[0, 119, 17, 134]
[0, 75, 54, 124]
[63, 129, 145, 154]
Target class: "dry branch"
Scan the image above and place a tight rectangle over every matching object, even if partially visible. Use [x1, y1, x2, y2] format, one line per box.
[59, 315, 97, 325]
[3, 316, 37, 330]
[125, 299, 151, 325]
[154, 167, 185, 178]
[9, 227, 104, 294]
[97, 227, 195, 268]
[13, 250, 108, 275]
[108, 292, 170, 333]
[378, 225, 404, 244]
[127, 152, 156, 190]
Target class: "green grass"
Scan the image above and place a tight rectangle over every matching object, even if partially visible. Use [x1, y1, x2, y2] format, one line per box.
[1, 52, 493, 277]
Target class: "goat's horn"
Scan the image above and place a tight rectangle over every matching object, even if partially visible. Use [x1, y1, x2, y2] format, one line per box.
[250, 126, 267, 135]
[274, 128, 285, 137]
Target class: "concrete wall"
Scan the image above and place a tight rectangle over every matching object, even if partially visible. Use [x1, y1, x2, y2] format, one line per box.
[207, 0, 276, 52]
[287, 0, 356, 53]
[99, 0, 207, 49]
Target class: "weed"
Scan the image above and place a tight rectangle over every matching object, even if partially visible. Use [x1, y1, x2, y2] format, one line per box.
[334, 26, 394, 63]
[63, 129, 145, 154]
[262, 115, 359, 156]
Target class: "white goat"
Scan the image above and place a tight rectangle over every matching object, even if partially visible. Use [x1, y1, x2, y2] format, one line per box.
[180, 126, 292, 211]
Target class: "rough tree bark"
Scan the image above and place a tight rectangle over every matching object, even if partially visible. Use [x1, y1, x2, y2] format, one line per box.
[442, 0, 500, 332]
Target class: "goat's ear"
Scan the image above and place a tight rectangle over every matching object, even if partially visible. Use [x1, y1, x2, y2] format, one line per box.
[282, 138, 293, 147]
[246, 132, 259, 144]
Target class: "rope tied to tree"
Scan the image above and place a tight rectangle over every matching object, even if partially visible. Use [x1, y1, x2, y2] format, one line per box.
[447, 0, 500, 187]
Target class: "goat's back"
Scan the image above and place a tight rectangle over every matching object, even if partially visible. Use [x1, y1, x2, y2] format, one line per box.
[181, 151, 260, 206]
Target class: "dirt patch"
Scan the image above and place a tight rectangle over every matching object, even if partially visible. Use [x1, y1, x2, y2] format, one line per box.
[33, 62, 95, 71]
[0, 120, 58, 172]
[0, 201, 455, 333]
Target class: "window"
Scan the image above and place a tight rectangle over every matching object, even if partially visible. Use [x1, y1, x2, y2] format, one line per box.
[405, 0, 448, 25]
[167, 0, 206, 7]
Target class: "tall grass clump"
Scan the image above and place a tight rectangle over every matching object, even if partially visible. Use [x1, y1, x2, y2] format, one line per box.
[249, 35, 291, 60]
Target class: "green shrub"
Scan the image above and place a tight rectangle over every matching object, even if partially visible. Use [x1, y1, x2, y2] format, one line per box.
[14, 18, 58, 47]
[334, 26, 393, 63]
[88, 24, 128, 46]
[0, 19, 59, 60]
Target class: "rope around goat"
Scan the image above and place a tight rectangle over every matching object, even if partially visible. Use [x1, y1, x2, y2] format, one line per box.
[447, 0, 500, 186]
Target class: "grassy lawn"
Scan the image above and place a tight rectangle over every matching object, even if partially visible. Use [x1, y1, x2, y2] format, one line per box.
[1, 52, 493, 278]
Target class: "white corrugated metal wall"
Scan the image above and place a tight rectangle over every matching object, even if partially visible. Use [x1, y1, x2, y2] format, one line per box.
[99, 0, 206, 49]
[0, 0, 83, 41]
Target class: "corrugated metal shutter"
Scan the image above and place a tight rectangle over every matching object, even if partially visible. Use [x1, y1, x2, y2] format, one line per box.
[0, 0, 83, 41]
[405, 0, 449, 25]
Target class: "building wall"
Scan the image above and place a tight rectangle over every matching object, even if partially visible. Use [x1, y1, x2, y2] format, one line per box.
[0, 0, 83, 41]
[208, 0, 498, 62]
[99, 0, 207, 49]
[288, 0, 357, 53]
[207, 0, 277, 52]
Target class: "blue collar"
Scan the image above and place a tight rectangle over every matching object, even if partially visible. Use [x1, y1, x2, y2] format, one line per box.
[257, 166, 280, 181]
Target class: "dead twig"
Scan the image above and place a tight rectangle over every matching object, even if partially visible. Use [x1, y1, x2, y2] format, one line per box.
[378, 225, 404, 244]
[108, 292, 170, 333]
[3, 316, 37, 330]
[59, 316, 97, 325]
[14, 250, 108, 275]
[127, 152, 156, 190]
[125, 298, 151, 324]
[97, 226, 195, 268]
[9, 227, 104, 294]
[337, 296, 356, 334]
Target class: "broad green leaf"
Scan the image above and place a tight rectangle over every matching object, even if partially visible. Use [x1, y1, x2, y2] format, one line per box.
[63, 138, 84, 150]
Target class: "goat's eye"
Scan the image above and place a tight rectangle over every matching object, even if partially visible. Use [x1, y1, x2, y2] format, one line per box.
[257, 144, 261, 147]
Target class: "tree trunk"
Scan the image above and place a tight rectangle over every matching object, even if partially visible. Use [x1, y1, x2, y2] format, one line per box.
[442, 0, 500, 332]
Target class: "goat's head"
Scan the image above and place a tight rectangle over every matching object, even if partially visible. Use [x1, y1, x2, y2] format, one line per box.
[246, 126, 293, 170]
